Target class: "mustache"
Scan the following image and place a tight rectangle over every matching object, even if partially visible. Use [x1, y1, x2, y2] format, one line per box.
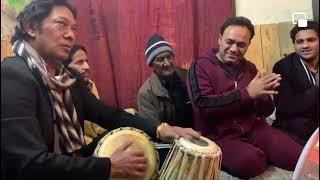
[81, 70, 90, 75]
[161, 63, 174, 68]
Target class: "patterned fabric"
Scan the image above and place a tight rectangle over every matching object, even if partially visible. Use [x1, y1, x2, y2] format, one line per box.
[12, 40, 85, 153]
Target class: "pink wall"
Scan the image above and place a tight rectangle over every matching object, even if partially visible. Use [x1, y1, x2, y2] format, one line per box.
[71, 0, 233, 108]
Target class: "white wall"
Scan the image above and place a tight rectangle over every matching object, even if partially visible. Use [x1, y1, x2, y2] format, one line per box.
[235, 0, 313, 25]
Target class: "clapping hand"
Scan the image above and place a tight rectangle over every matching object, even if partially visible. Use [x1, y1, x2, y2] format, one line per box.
[247, 70, 281, 99]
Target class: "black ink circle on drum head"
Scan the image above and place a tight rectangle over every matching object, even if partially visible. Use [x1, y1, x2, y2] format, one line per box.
[190, 138, 208, 147]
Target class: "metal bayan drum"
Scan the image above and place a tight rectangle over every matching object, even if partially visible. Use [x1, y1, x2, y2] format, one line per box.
[159, 136, 222, 180]
[94, 127, 159, 180]
[293, 128, 319, 180]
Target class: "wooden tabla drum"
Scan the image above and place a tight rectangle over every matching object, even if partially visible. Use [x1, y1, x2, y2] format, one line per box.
[94, 127, 159, 180]
[159, 136, 222, 180]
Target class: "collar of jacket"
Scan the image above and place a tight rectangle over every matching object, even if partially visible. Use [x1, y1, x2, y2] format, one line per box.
[289, 52, 317, 86]
[149, 67, 187, 99]
[149, 73, 170, 99]
[87, 79, 94, 90]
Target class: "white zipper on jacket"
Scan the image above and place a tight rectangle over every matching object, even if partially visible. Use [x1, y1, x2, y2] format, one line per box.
[300, 58, 316, 85]
[233, 120, 245, 134]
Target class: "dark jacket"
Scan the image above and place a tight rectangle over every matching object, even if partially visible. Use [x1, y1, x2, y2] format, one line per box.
[186, 48, 274, 140]
[272, 52, 319, 140]
[137, 67, 193, 127]
[1, 56, 160, 180]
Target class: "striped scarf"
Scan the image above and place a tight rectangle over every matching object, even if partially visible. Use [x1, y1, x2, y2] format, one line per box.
[12, 40, 85, 153]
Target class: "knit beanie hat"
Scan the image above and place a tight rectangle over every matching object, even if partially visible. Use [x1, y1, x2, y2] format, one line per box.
[145, 34, 174, 66]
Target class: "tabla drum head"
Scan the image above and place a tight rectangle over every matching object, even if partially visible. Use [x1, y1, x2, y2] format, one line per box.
[178, 136, 221, 156]
[94, 127, 159, 180]
[159, 136, 222, 180]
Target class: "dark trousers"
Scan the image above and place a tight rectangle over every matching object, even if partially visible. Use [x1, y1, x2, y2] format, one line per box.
[216, 120, 303, 179]
[273, 117, 318, 145]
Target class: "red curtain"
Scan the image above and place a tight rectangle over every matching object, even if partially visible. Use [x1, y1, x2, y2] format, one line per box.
[70, 0, 233, 108]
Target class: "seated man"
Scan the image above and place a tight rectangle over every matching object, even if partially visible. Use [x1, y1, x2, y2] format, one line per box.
[186, 16, 303, 178]
[137, 34, 193, 128]
[1, 0, 200, 179]
[64, 44, 106, 144]
[272, 21, 319, 145]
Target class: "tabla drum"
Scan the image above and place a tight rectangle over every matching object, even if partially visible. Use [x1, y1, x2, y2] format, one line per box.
[94, 127, 159, 180]
[159, 136, 222, 180]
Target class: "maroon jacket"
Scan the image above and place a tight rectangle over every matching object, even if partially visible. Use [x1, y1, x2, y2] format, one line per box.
[186, 48, 275, 140]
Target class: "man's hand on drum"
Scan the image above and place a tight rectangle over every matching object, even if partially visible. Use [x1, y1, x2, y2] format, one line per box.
[110, 140, 147, 179]
[157, 123, 201, 143]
